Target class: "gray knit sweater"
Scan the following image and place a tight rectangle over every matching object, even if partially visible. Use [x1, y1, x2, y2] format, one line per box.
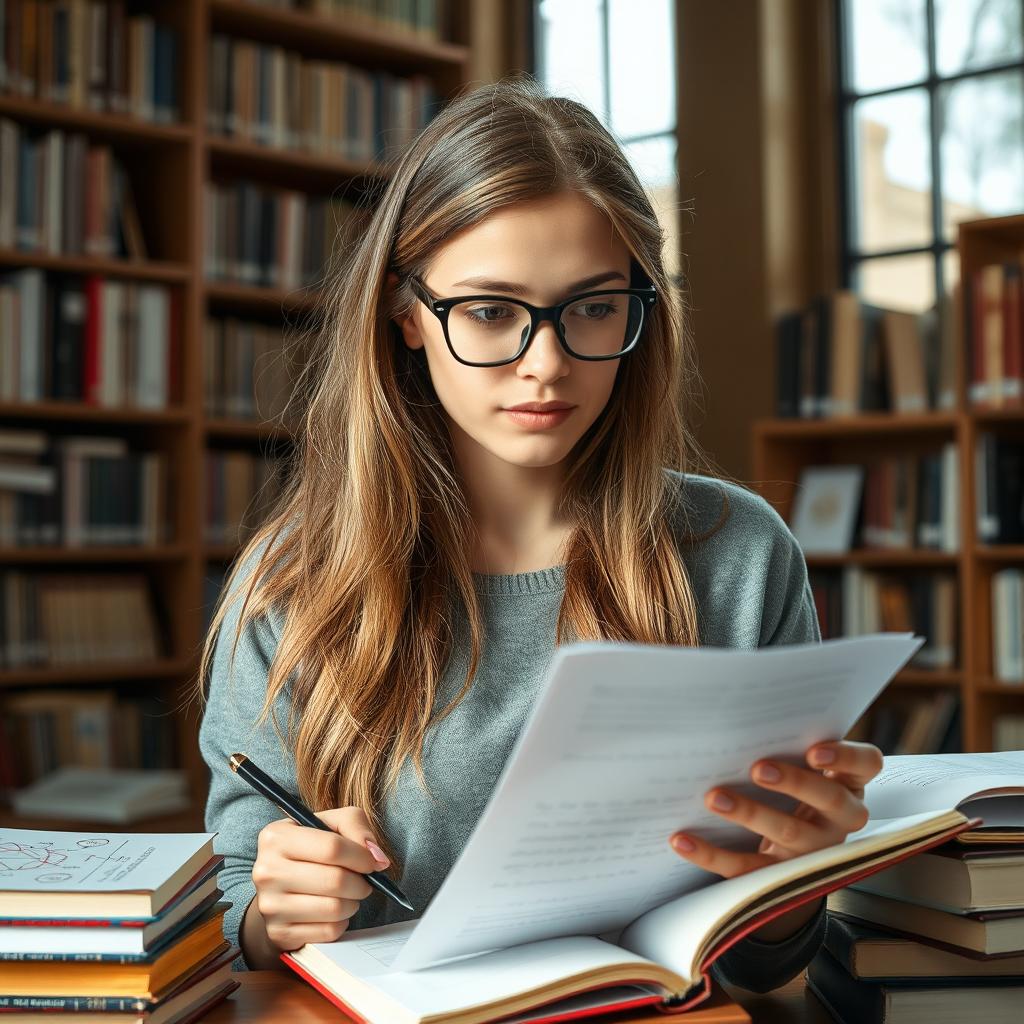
[199, 470, 827, 992]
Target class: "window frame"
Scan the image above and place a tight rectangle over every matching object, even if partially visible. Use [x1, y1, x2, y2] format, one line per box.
[835, 0, 1024, 303]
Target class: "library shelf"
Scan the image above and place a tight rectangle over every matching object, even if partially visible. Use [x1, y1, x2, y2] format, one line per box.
[0, 658, 194, 689]
[0, 402, 190, 426]
[208, 0, 471, 70]
[0, 249, 191, 283]
[0, 807, 205, 832]
[754, 213, 1024, 752]
[0, 0, 473, 831]
[0, 94, 192, 144]
[0, 545, 189, 565]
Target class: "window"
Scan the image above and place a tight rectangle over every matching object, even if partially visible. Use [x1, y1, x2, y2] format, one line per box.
[838, 0, 1024, 313]
[534, 0, 680, 284]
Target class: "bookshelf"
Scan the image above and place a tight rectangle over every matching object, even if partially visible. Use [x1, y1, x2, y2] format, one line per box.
[0, 0, 471, 830]
[753, 213, 1024, 755]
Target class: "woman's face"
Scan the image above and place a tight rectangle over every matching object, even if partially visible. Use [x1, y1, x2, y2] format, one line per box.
[392, 190, 632, 472]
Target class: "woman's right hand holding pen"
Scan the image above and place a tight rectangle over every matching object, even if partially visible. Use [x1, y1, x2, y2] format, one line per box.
[240, 807, 391, 969]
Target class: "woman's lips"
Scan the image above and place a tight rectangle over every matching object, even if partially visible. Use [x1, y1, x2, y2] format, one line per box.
[502, 407, 574, 429]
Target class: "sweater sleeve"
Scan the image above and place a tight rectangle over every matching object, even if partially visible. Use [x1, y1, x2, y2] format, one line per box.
[198, 549, 295, 971]
[708, 516, 828, 993]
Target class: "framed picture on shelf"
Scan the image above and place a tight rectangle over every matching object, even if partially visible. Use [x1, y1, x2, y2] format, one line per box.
[790, 465, 864, 554]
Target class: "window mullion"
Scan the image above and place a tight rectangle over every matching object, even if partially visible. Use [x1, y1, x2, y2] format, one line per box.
[925, 0, 945, 302]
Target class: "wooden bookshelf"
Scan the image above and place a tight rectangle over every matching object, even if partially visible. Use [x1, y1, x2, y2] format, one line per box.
[0, 0, 471, 830]
[754, 213, 1024, 753]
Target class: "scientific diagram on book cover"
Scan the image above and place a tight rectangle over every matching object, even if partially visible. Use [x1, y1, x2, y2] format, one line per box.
[0, 835, 131, 886]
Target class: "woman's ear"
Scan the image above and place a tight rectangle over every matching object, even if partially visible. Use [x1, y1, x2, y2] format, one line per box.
[386, 271, 425, 351]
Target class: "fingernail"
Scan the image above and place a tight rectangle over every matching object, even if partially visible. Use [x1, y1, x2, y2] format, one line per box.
[710, 792, 735, 812]
[365, 840, 390, 866]
[811, 747, 836, 766]
[672, 834, 696, 853]
[756, 762, 782, 783]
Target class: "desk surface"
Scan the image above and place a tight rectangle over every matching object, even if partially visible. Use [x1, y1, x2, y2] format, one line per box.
[204, 972, 833, 1024]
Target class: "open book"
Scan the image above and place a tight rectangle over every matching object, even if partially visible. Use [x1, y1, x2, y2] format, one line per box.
[279, 634, 986, 1023]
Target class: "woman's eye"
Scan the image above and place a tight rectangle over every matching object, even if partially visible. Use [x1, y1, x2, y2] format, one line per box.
[465, 304, 513, 323]
[574, 303, 616, 319]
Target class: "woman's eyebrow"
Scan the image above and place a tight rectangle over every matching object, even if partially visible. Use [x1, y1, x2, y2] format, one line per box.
[449, 270, 627, 296]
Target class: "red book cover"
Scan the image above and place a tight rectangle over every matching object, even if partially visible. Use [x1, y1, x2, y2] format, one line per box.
[83, 275, 102, 404]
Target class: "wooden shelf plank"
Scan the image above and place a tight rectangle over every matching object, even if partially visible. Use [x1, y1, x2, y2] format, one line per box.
[0, 806, 205, 832]
[806, 550, 960, 568]
[892, 668, 963, 688]
[207, 135, 386, 183]
[0, 95, 193, 144]
[0, 546, 189, 564]
[0, 659, 193, 689]
[976, 545, 1024, 561]
[205, 280, 324, 314]
[208, 0, 470, 69]
[972, 406, 1024, 423]
[0, 249, 190, 282]
[205, 418, 295, 441]
[0, 402, 189, 425]
[977, 678, 1024, 695]
[754, 412, 961, 438]
[205, 544, 241, 563]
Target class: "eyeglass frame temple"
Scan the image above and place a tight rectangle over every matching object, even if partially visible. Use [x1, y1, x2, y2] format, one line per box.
[402, 274, 658, 367]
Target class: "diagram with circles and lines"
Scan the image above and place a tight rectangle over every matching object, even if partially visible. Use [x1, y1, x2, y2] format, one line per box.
[0, 836, 131, 885]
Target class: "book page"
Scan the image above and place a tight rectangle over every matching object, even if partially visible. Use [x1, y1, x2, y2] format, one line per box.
[863, 752, 1024, 820]
[0, 829, 213, 892]
[392, 633, 922, 971]
[293, 921, 671, 1019]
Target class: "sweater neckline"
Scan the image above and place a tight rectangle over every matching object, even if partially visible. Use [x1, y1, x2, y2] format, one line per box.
[471, 564, 567, 596]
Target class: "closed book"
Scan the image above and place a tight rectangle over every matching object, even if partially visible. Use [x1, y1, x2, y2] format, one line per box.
[808, 946, 1024, 1024]
[828, 888, 1024, 956]
[824, 913, 1024, 980]
[0, 829, 215, 920]
[0, 916, 231, 1000]
[850, 840, 1024, 912]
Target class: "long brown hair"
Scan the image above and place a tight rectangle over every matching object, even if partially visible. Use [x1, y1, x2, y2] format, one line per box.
[199, 74, 731, 867]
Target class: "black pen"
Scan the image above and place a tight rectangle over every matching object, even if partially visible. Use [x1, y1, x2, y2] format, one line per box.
[228, 752, 414, 912]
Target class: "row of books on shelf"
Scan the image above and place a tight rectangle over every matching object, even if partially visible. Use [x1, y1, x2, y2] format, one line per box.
[969, 258, 1024, 408]
[0, 270, 176, 406]
[0, 689, 176, 794]
[0, 570, 162, 667]
[0, 431, 167, 546]
[775, 289, 955, 418]
[254, 0, 449, 40]
[208, 34, 440, 163]
[994, 713, 1024, 749]
[792, 448, 958, 556]
[0, 1, 180, 122]
[205, 449, 285, 546]
[810, 568, 957, 670]
[204, 178, 364, 289]
[0, 829, 237, 1023]
[0, 119, 148, 257]
[847, 691, 960, 756]
[812, 778, 1024, 1024]
[204, 314, 294, 421]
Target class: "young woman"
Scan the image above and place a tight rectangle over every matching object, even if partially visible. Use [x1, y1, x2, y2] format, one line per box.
[199, 76, 882, 990]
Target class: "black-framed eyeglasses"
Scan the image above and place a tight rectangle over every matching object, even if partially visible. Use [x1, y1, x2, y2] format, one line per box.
[405, 274, 658, 368]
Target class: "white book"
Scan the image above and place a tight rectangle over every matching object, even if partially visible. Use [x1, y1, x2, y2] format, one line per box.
[100, 280, 124, 407]
[16, 269, 44, 402]
[44, 130, 63, 254]
[940, 441, 959, 553]
[136, 284, 169, 409]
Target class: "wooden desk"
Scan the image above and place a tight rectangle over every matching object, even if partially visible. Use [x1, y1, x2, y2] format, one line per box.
[204, 972, 834, 1024]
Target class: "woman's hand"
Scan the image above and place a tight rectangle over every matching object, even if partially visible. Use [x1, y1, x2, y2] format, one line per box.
[241, 807, 390, 969]
[668, 740, 883, 941]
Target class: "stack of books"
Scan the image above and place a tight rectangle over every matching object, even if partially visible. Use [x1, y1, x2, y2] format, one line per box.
[0, 829, 237, 1023]
[810, 752, 1024, 1023]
